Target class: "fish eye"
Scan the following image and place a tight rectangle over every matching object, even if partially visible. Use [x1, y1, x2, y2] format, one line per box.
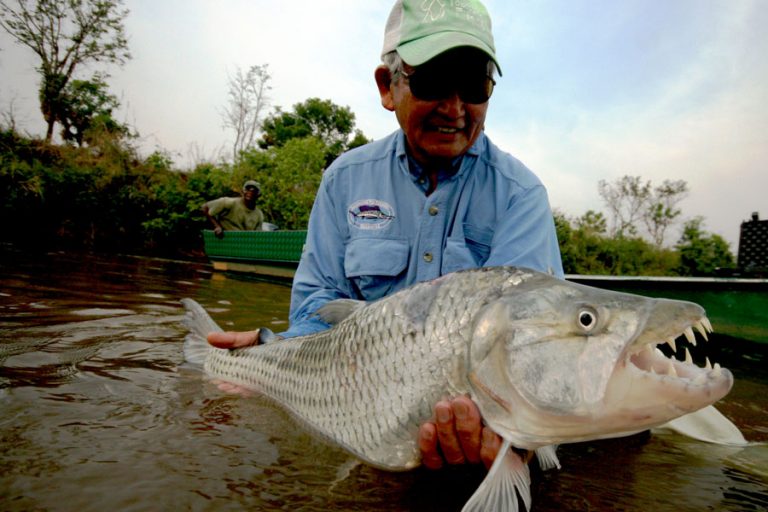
[576, 307, 599, 332]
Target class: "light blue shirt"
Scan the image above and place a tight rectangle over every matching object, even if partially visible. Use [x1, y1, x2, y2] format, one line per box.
[280, 130, 563, 338]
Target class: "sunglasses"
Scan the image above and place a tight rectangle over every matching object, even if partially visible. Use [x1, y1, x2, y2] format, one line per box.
[400, 68, 495, 104]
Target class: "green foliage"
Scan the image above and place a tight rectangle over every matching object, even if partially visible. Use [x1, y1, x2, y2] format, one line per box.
[140, 163, 230, 252]
[556, 209, 681, 276]
[676, 217, 735, 276]
[0, 127, 202, 257]
[0, 96, 366, 257]
[557, 207, 734, 277]
[59, 75, 129, 146]
[235, 137, 326, 229]
[259, 97, 370, 165]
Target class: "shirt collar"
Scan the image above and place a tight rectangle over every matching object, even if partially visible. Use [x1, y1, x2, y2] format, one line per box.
[394, 130, 484, 183]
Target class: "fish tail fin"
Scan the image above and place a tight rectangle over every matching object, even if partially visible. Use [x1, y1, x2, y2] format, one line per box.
[180, 298, 221, 367]
[461, 439, 532, 512]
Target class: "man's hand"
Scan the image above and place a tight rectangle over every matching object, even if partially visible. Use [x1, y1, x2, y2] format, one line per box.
[419, 395, 502, 470]
[207, 329, 261, 349]
[206, 330, 261, 395]
[213, 226, 224, 238]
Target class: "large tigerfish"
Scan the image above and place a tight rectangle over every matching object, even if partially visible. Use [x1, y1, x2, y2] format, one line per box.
[181, 266, 738, 511]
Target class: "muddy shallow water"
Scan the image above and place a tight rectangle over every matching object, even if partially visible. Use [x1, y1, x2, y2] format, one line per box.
[1, 248, 766, 511]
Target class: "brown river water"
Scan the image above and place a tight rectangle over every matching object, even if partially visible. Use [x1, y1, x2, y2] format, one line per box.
[1, 247, 767, 511]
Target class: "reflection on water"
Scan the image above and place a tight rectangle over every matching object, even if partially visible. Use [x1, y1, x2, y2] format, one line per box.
[1, 247, 766, 511]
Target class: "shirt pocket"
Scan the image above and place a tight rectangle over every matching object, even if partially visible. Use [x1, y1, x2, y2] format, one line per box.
[442, 223, 493, 274]
[344, 237, 410, 300]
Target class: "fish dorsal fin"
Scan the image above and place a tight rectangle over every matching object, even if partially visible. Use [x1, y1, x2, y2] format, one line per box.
[654, 405, 748, 446]
[534, 445, 561, 470]
[258, 327, 279, 344]
[315, 299, 366, 325]
[461, 439, 532, 512]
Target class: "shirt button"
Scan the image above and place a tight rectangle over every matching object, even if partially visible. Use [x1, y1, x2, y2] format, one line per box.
[428, 205, 439, 216]
[423, 252, 433, 262]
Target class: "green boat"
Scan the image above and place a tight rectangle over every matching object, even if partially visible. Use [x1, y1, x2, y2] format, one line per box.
[203, 229, 768, 343]
[203, 229, 306, 279]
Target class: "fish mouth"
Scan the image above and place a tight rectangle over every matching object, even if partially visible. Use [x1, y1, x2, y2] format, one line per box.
[621, 315, 731, 392]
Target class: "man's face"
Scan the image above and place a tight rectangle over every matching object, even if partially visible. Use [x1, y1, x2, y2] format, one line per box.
[377, 47, 493, 166]
[243, 186, 259, 200]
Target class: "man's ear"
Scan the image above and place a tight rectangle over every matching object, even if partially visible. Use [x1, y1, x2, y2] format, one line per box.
[374, 65, 396, 112]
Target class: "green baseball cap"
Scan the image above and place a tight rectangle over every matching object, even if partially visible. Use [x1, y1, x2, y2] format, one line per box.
[243, 180, 261, 192]
[381, 0, 501, 75]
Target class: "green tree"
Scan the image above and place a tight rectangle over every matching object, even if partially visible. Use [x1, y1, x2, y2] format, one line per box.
[555, 208, 679, 276]
[598, 175, 651, 237]
[644, 179, 688, 247]
[59, 75, 128, 146]
[598, 175, 688, 246]
[576, 209, 607, 235]
[259, 97, 369, 164]
[676, 217, 734, 276]
[0, 0, 130, 142]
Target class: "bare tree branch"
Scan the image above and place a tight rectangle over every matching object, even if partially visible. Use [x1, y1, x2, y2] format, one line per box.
[221, 63, 271, 161]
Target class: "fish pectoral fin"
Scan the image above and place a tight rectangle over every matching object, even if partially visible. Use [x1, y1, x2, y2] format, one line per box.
[534, 444, 561, 471]
[315, 299, 366, 324]
[653, 405, 748, 446]
[461, 439, 532, 512]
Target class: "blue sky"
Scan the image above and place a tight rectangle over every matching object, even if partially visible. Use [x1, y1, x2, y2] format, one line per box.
[1, 0, 766, 250]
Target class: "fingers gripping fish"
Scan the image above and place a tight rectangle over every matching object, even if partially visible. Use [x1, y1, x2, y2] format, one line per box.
[182, 266, 739, 511]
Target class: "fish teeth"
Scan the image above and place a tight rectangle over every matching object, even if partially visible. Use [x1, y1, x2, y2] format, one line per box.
[705, 357, 712, 370]
[685, 347, 693, 365]
[694, 321, 709, 341]
[712, 362, 722, 377]
[701, 317, 713, 333]
[683, 327, 696, 346]
[665, 337, 677, 352]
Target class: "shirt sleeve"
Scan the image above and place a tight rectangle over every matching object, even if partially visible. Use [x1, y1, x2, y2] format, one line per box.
[278, 171, 354, 338]
[486, 184, 565, 278]
[205, 197, 230, 217]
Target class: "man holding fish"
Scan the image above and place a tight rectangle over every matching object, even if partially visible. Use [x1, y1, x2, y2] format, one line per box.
[209, 0, 563, 471]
